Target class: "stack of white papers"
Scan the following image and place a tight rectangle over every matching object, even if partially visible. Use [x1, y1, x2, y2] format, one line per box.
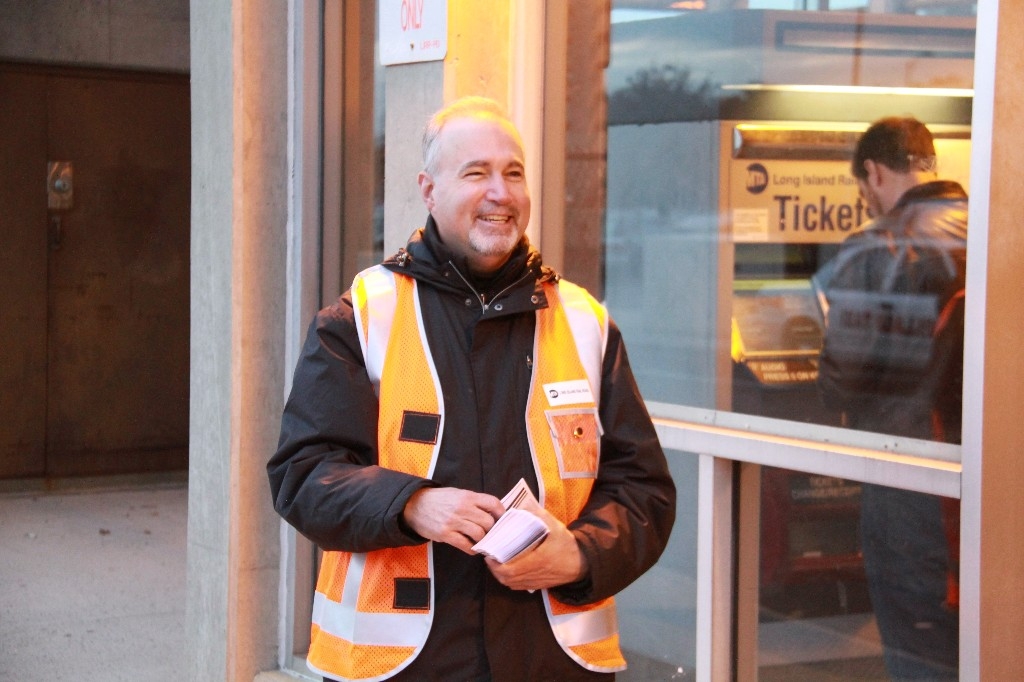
[471, 479, 549, 563]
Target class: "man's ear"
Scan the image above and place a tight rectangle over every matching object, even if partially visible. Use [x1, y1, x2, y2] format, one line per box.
[862, 159, 882, 188]
[417, 171, 435, 210]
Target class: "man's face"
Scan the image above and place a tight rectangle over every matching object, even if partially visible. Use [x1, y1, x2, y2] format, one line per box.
[418, 115, 531, 275]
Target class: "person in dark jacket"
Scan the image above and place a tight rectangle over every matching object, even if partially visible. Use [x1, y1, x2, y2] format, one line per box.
[268, 96, 675, 682]
[817, 117, 966, 681]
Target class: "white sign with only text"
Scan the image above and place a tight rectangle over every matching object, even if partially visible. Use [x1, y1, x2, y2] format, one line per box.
[379, 0, 448, 65]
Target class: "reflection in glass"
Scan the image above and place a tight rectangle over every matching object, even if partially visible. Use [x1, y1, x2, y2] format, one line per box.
[815, 118, 968, 446]
[757, 468, 959, 681]
[605, 2, 972, 681]
[605, 6, 974, 418]
[617, 450, 698, 680]
[757, 466, 880, 680]
[812, 116, 965, 681]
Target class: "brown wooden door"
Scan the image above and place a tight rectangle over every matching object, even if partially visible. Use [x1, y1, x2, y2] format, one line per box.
[0, 65, 190, 479]
[0, 69, 49, 478]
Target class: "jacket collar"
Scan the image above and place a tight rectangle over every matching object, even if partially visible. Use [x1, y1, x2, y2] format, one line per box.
[892, 180, 968, 213]
[384, 216, 558, 303]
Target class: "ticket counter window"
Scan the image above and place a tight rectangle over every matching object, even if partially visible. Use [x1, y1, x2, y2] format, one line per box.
[604, 2, 972, 679]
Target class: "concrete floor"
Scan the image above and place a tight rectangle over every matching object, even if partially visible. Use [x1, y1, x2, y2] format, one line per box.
[0, 477, 187, 681]
[0, 474, 890, 681]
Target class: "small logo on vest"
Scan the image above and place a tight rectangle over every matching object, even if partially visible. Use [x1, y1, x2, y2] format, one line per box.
[543, 379, 594, 407]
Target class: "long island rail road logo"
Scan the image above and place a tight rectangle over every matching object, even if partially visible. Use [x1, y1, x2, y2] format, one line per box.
[732, 159, 865, 244]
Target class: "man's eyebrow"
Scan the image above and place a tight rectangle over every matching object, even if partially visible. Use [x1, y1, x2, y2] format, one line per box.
[457, 159, 490, 173]
[457, 158, 525, 173]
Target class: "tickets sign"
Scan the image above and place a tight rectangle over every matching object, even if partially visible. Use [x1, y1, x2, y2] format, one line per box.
[725, 129, 971, 245]
[729, 158, 867, 244]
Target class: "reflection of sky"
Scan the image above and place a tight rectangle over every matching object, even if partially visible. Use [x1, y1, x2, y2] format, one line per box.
[746, 0, 869, 7]
[607, 10, 976, 95]
[610, 0, 871, 21]
[610, 9, 681, 24]
[608, 12, 764, 94]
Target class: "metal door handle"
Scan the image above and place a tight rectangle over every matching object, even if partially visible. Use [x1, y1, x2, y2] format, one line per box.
[47, 161, 74, 210]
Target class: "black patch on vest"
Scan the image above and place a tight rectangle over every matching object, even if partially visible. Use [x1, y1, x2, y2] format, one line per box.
[394, 577, 431, 609]
[399, 411, 441, 444]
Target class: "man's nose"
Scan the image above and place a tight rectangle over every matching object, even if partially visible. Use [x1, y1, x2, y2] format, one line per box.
[485, 173, 513, 201]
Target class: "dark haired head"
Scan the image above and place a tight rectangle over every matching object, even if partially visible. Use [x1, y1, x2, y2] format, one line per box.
[851, 117, 936, 180]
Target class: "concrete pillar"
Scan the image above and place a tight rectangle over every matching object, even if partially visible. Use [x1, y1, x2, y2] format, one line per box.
[383, 61, 444, 253]
[963, 0, 1024, 677]
[186, 0, 287, 679]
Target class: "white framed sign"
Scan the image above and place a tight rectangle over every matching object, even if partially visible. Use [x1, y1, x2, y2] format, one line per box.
[379, 0, 448, 65]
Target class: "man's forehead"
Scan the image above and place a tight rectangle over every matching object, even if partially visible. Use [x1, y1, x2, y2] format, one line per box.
[440, 116, 523, 151]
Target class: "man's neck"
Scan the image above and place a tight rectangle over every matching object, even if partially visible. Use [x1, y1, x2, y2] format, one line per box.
[884, 171, 937, 214]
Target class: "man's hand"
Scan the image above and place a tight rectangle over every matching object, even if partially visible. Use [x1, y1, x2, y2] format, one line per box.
[402, 487, 506, 554]
[485, 507, 588, 591]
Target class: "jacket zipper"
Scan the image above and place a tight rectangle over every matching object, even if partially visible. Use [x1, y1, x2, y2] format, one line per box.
[447, 260, 534, 315]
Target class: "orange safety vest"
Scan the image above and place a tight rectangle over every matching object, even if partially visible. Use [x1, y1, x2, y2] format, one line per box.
[307, 266, 625, 681]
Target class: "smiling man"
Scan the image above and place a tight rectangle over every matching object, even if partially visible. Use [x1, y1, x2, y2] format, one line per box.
[417, 101, 530, 273]
[268, 96, 676, 682]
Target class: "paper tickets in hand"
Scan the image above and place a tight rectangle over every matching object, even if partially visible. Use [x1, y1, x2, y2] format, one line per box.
[471, 478, 549, 563]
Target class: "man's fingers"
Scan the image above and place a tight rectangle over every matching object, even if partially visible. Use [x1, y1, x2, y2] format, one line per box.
[402, 487, 504, 552]
[485, 513, 586, 590]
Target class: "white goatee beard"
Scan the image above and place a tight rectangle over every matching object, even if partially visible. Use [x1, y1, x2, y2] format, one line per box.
[469, 226, 521, 258]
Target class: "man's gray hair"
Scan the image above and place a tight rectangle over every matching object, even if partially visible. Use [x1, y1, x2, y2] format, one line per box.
[421, 96, 520, 175]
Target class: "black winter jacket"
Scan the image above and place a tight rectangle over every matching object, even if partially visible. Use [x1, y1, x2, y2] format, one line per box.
[268, 217, 676, 681]
[817, 180, 967, 443]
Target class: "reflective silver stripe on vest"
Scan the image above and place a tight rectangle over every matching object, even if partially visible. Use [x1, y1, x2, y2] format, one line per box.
[355, 266, 444, 480]
[557, 282, 608, 407]
[312, 550, 433, 647]
[544, 597, 619, 646]
[533, 282, 620, 663]
[310, 266, 437, 657]
[312, 592, 432, 647]
[353, 267, 399, 391]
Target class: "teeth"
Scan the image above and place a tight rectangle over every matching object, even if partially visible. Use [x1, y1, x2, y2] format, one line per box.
[481, 214, 510, 223]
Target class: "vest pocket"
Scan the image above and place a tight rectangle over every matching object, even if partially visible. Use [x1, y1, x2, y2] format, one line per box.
[393, 577, 431, 609]
[545, 408, 602, 479]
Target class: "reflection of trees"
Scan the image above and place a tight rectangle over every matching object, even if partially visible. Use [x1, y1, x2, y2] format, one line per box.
[608, 64, 730, 124]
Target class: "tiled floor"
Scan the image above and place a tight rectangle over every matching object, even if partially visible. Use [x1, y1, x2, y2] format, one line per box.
[0, 479, 187, 681]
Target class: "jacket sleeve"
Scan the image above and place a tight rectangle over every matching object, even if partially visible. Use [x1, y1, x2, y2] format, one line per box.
[267, 293, 434, 552]
[552, 320, 677, 604]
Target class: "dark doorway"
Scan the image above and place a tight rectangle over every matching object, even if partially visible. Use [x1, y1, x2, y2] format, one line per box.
[0, 64, 190, 479]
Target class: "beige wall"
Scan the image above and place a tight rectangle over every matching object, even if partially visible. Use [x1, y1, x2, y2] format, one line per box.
[0, 0, 189, 72]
